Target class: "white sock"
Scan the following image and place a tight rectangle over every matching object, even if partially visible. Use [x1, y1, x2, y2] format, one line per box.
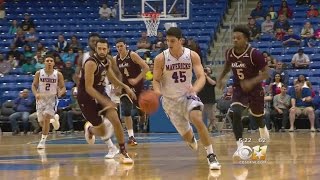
[236, 140, 243, 149]
[128, 129, 134, 137]
[204, 145, 214, 155]
[50, 119, 54, 123]
[105, 139, 115, 149]
[41, 134, 48, 141]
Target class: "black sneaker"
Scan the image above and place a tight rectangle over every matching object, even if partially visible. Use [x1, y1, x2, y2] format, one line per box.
[207, 154, 221, 170]
[128, 136, 138, 146]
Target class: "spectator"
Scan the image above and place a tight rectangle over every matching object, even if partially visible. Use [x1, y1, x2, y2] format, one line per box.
[25, 27, 38, 47]
[289, 82, 315, 132]
[268, 62, 289, 86]
[262, 51, 276, 69]
[61, 61, 75, 82]
[8, 20, 19, 35]
[69, 35, 82, 53]
[268, 5, 278, 20]
[152, 32, 165, 51]
[63, 88, 82, 133]
[136, 32, 151, 52]
[269, 73, 284, 96]
[248, 18, 261, 41]
[295, 74, 312, 89]
[181, 36, 187, 47]
[21, 59, 36, 74]
[291, 49, 310, 69]
[0, 2, 4, 19]
[23, 45, 34, 61]
[300, 22, 314, 46]
[36, 42, 48, 56]
[9, 89, 34, 135]
[75, 48, 84, 67]
[187, 38, 203, 61]
[274, 14, 290, 32]
[33, 50, 43, 63]
[275, 28, 286, 41]
[278, 1, 293, 19]
[54, 55, 65, 71]
[198, 67, 217, 132]
[61, 48, 76, 64]
[0, 53, 12, 76]
[283, 28, 301, 47]
[297, 0, 311, 5]
[7, 54, 18, 68]
[34, 57, 45, 71]
[307, 4, 319, 18]
[20, 13, 35, 32]
[261, 14, 274, 34]
[250, 1, 267, 20]
[13, 29, 26, 47]
[99, 3, 112, 19]
[272, 86, 291, 132]
[6, 44, 23, 62]
[54, 34, 69, 53]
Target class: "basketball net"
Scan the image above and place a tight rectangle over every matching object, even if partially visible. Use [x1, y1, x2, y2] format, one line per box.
[142, 12, 160, 37]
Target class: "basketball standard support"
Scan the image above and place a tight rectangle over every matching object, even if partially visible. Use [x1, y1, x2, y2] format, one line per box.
[119, 0, 189, 21]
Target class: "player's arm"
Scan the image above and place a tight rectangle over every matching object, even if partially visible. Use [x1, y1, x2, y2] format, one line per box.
[152, 53, 164, 96]
[57, 72, 66, 97]
[84, 61, 114, 106]
[130, 51, 150, 85]
[106, 63, 137, 100]
[249, 65, 270, 86]
[191, 51, 206, 93]
[111, 56, 122, 82]
[31, 71, 40, 100]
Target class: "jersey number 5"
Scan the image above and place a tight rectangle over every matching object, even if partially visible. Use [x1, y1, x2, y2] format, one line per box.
[172, 71, 186, 83]
[236, 69, 244, 80]
[45, 83, 50, 91]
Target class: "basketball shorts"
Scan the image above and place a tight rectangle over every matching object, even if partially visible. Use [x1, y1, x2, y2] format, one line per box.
[36, 95, 57, 122]
[162, 95, 204, 136]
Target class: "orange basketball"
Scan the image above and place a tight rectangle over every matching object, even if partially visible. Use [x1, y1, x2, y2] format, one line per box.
[138, 90, 160, 114]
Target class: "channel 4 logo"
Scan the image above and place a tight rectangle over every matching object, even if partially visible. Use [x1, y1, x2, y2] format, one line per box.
[237, 145, 267, 163]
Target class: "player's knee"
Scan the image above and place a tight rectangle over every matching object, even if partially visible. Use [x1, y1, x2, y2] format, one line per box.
[231, 104, 245, 116]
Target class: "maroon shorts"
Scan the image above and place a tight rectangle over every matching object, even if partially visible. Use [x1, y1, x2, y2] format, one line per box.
[77, 92, 107, 126]
[232, 86, 265, 116]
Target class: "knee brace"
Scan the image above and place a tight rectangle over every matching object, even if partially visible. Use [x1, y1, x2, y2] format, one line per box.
[121, 96, 133, 116]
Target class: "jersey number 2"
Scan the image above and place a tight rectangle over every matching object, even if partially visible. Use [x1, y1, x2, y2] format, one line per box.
[172, 71, 186, 83]
[45, 83, 50, 91]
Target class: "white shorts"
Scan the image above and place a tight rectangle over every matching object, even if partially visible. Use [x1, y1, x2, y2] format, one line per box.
[36, 95, 57, 122]
[162, 95, 204, 136]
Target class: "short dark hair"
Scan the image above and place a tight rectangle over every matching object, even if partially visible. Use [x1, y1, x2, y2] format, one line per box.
[116, 38, 126, 44]
[88, 32, 100, 40]
[44, 54, 55, 60]
[166, 27, 183, 39]
[265, 14, 271, 19]
[233, 25, 250, 39]
[95, 38, 109, 47]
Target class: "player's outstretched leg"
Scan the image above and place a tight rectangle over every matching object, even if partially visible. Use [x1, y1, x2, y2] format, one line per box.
[230, 104, 245, 161]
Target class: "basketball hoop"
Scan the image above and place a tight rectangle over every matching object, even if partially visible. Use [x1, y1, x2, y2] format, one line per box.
[142, 12, 160, 37]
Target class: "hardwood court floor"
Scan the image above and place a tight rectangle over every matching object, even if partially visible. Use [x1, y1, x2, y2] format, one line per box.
[0, 131, 319, 180]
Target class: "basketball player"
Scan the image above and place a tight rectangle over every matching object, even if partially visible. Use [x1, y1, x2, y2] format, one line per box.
[216, 25, 270, 160]
[152, 27, 221, 170]
[32, 54, 66, 149]
[114, 38, 150, 145]
[77, 39, 136, 163]
[75, 33, 120, 159]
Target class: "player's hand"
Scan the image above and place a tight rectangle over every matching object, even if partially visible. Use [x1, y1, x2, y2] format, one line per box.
[128, 78, 139, 86]
[187, 85, 196, 96]
[57, 89, 65, 98]
[35, 93, 41, 100]
[124, 86, 137, 100]
[216, 79, 225, 90]
[240, 79, 254, 92]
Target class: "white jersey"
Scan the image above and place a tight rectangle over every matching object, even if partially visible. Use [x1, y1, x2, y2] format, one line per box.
[82, 51, 91, 67]
[161, 48, 193, 98]
[38, 69, 58, 95]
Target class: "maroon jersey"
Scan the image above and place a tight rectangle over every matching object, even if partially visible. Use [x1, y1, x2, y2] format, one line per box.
[78, 54, 109, 97]
[225, 45, 267, 87]
[116, 50, 143, 93]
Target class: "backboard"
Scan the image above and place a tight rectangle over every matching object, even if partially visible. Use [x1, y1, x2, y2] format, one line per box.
[119, 0, 190, 21]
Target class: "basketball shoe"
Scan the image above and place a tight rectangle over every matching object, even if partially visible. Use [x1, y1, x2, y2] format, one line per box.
[119, 150, 134, 164]
[187, 136, 198, 151]
[259, 125, 270, 141]
[84, 121, 95, 144]
[37, 139, 46, 149]
[128, 136, 138, 146]
[105, 145, 120, 159]
[207, 154, 221, 170]
[51, 114, 60, 130]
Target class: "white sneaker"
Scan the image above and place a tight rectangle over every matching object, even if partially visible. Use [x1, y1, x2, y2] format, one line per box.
[37, 139, 46, 149]
[51, 114, 60, 130]
[259, 125, 270, 141]
[207, 154, 221, 170]
[105, 146, 120, 159]
[233, 149, 241, 162]
[120, 152, 134, 164]
[84, 121, 95, 144]
[187, 136, 198, 151]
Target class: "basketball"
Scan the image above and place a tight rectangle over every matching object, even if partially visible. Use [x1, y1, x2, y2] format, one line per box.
[138, 90, 159, 114]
